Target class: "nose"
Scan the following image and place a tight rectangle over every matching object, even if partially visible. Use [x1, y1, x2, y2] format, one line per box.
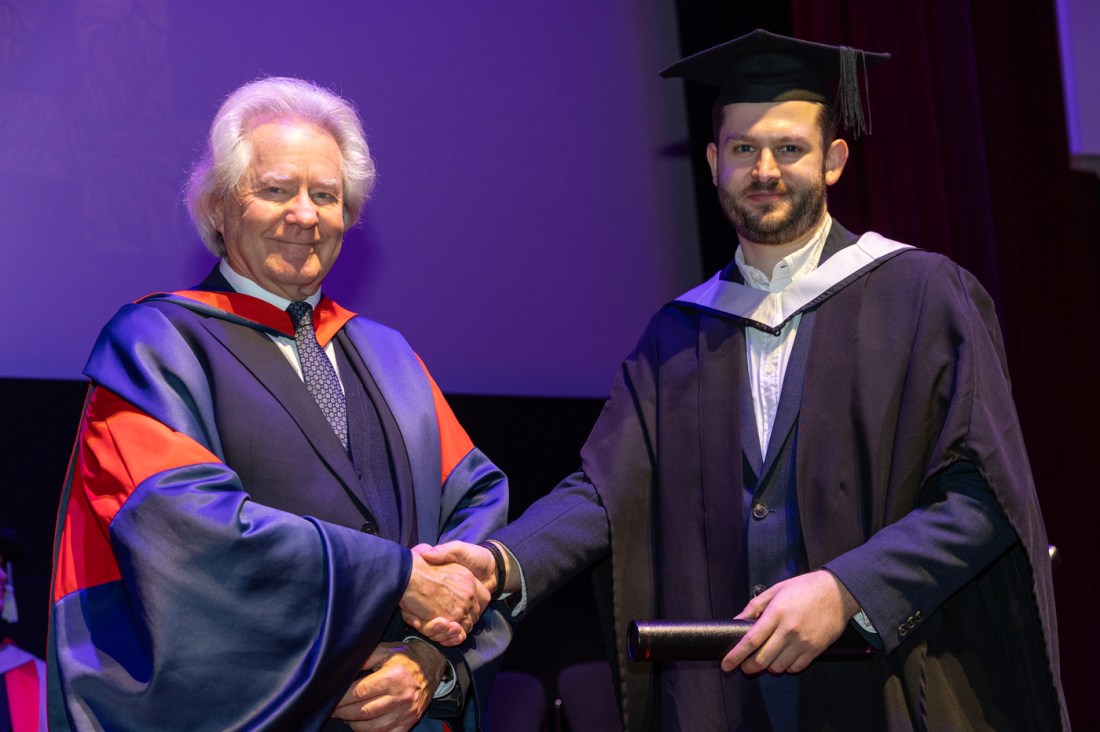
[285, 191, 319, 228]
[752, 148, 780, 182]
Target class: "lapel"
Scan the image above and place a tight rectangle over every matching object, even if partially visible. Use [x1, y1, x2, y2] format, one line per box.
[336, 333, 419, 545]
[740, 370, 764, 479]
[196, 314, 365, 496]
[341, 318, 444, 546]
[758, 308, 817, 480]
[750, 223, 856, 477]
[192, 267, 365, 504]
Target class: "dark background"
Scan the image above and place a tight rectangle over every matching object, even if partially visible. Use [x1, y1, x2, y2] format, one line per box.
[4, 0, 1097, 726]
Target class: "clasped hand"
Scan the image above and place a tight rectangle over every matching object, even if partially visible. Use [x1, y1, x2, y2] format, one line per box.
[399, 543, 496, 646]
[332, 640, 444, 732]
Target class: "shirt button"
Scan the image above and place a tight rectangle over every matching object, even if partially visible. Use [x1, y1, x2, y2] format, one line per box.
[753, 584, 767, 597]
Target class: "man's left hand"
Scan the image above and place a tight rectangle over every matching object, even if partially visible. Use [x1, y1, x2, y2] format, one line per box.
[332, 641, 446, 732]
[722, 570, 859, 675]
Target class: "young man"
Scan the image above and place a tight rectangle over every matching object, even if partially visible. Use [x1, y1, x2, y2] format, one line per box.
[424, 30, 1067, 730]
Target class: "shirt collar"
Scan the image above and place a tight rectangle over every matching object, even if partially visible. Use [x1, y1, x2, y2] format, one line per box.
[218, 259, 323, 311]
[735, 214, 833, 292]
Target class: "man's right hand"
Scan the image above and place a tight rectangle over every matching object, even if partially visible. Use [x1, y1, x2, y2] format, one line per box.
[416, 541, 499, 592]
[399, 547, 490, 646]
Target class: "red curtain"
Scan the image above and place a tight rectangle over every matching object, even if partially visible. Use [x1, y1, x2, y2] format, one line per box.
[792, 0, 1100, 724]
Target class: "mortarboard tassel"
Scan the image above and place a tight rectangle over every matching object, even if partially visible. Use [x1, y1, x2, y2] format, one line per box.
[1, 561, 17, 623]
[838, 46, 872, 138]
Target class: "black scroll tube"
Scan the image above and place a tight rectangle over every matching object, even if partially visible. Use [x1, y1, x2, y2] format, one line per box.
[627, 619, 875, 662]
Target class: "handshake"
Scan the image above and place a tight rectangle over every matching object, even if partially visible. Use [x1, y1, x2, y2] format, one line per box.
[397, 541, 513, 646]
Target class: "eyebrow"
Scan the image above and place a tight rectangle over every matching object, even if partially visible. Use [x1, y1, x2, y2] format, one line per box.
[723, 131, 813, 146]
[254, 172, 342, 189]
[255, 172, 294, 185]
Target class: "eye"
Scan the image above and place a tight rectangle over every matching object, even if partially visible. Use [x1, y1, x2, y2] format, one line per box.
[733, 144, 756, 154]
[777, 145, 802, 154]
[312, 191, 339, 204]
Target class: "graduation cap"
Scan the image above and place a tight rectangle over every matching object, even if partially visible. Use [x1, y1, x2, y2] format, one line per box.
[660, 29, 890, 137]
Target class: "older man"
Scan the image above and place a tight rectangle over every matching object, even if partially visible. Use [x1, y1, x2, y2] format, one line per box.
[48, 77, 508, 732]
[424, 30, 1067, 730]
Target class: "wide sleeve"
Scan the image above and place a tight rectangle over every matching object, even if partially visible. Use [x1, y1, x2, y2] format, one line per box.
[488, 314, 664, 731]
[488, 315, 666, 610]
[824, 459, 1016, 651]
[822, 258, 1047, 654]
[49, 306, 413, 732]
[488, 307, 673, 614]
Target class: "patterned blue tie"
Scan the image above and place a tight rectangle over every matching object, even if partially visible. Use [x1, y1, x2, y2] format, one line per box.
[287, 301, 349, 450]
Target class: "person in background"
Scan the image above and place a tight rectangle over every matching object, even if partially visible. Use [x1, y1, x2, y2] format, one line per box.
[48, 77, 507, 732]
[422, 29, 1067, 730]
[1, 528, 47, 732]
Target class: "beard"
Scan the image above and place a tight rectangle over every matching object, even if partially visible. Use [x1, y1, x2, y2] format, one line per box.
[718, 174, 827, 245]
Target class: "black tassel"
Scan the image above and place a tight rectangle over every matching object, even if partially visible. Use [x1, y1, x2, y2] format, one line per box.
[838, 46, 871, 138]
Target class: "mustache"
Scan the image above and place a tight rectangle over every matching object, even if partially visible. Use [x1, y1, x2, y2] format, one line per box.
[744, 180, 786, 194]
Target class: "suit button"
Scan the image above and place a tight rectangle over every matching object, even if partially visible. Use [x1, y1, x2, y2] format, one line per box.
[752, 584, 767, 597]
[907, 616, 916, 628]
[360, 521, 379, 536]
[752, 503, 769, 520]
[898, 624, 908, 637]
[914, 611, 922, 622]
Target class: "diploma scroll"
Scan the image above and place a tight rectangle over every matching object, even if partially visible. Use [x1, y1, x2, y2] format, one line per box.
[627, 619, 875, 662]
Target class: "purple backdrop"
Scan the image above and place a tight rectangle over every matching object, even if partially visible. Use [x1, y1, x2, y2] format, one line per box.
[1056, 0, 1100, 174]
[1, 0, 700, 397]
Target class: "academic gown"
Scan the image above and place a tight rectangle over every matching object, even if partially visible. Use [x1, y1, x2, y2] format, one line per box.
[494, 223, 1067, 730]
[1, 641, 47, 732]
[48, 270, 511, 731]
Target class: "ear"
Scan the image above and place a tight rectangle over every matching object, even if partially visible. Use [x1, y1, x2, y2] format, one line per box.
[706, 142, 719, 186]
[212, 195, 225, 230]
[824, 139, 849, 186]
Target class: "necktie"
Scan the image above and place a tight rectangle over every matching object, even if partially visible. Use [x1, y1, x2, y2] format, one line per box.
[287, 301, 349, 450]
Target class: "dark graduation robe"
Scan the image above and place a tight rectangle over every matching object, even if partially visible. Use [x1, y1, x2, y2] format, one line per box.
[493, 223, 1067, 730]
[48, 272, 511, 731]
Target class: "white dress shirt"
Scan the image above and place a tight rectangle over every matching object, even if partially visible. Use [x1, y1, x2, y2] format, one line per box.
[734, 215, 832, 457]
[217, 260, 344, 391]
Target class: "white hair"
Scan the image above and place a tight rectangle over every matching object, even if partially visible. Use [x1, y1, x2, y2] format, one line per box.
[185, 77, 377, 256]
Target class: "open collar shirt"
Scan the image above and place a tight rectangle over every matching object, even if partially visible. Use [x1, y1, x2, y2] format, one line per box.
[734, 214, 832, 456]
